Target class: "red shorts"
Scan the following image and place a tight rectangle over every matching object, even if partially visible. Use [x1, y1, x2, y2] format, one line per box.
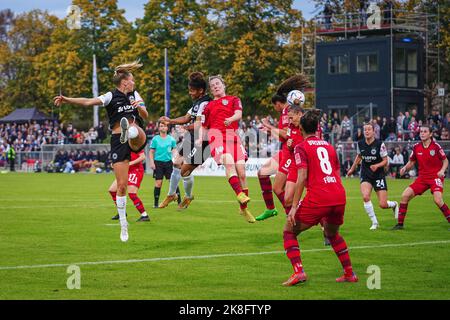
[128, 168, 144, 188]
[209, 138, 247, 164]
[295, 204, 345, 226]
[409, 177, 444, 195]
[278, 151, 293, 175]
[287, 165, 298, 183]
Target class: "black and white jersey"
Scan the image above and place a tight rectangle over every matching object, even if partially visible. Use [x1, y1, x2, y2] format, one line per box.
[187, 95, 211, 129]
[357, 139, 388, 179]
[98, 89, 145, 129]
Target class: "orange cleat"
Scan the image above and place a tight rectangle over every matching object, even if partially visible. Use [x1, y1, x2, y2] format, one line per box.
[282, 272, 307, 286]
[336, 273, 358, 283]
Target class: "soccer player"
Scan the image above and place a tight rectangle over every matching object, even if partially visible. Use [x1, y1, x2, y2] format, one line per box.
[158, 72, 211, 210]
[283, 109, 358, 286]
[110, 150, 149, 222]
[202, 75, 254, 223]
[347, 122, 399, 230]
[256, 75, 310, 221]
[54, 61, 148, 242]
[393, 125, 449, 230]
[149, 122, 179, 208]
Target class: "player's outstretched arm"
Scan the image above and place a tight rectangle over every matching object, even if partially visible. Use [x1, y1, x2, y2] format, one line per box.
[347, 155, 361, 177]
[129, 153, 146, 167]
[400, 160, 415, 176]
[438, 158, 449, 178]
[53, 95, 102, 107]
[288, 168, 307, 226]
[162, 114, 191, 126]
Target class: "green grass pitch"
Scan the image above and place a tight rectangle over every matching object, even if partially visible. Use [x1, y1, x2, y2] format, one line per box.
[0, 172, 449, 300]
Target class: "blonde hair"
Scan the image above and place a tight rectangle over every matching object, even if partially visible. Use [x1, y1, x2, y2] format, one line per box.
[208, 74, 225, 86]
[113, 60, 143, 85]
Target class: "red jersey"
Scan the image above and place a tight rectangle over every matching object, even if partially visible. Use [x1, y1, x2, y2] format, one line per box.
[410, 140, 446, 179]
[203, 95, 242, 141]
[286, 124, 304, 157]
[294, 136, 346, 207]
[278, 106, 290, 145]
[129, 150, 144, 171]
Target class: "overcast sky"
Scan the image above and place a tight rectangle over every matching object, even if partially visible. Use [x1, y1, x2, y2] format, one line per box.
[0, 0, 319, 22]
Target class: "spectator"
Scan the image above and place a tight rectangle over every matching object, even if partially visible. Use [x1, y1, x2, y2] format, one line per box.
[95, 122, 106, 143]
[373, 119, 381, 140]
[389, 146, 404, 178]
[439, 127, 449, 141]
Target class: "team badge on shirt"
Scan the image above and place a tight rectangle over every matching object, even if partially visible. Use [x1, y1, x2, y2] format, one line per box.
[371, 149, 376, 155]
[430, 150, 435, 156]
[222, 99, 229, 106]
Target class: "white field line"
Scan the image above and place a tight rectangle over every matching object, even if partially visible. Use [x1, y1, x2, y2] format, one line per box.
[0, 194, 436, 209]
[0, 240, 449, 271]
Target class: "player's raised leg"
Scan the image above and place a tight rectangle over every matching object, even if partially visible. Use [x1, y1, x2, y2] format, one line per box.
[376, 189, 399, 219]
[256, 156, 279, 220]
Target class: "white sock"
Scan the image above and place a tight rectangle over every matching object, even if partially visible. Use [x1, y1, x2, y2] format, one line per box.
[141, 211, 148, 217]
[364, 201, 378, 225]
[183, 175, 194, 198]
[128, 126, 138, 139]
[387, 201, 396, 208]
[116, 196, 128, 226]
[168, 167, 182, 195]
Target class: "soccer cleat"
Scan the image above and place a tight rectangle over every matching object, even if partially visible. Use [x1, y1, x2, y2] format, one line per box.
[158, 194, 178, 208]
[255, 208, 278, 221]
[239, 208, 256, 223]
[120, 223, 129, 242]
[136, 215, 150, 222]
[178, 195, 194, 210]
[336, 273, 358, 283]
[393, 201, 399, 219]
[236, 192, 251, 205]
[282, 271, 307, 286]
[369, 223, 379, 230]
[119, 117, 129, 144]
[111, 213, 127, 220]
[392, 223, 404, 230]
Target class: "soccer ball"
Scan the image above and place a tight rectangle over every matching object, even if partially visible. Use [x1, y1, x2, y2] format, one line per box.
[287, 90, 305, 107]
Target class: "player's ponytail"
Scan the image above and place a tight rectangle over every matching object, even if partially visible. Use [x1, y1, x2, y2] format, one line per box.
[188, 72, 207, 91]
[113, 60, 143, 86]
[276, 74, 310, 97]
[300, 109, 321, 134]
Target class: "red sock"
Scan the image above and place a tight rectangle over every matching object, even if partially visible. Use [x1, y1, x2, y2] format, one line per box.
[258, 175, 275, 210]
[128, 193, 146, 214]
[275, 191, 285, 207]
[228, 175, 243, 196]
[439, 204, 450, 223]
[109, 191, 117, 206]
[328, 233, 353, 276]
[240, 188, 249, 210]
[398, 203, 408, 225]
[283, 231, 303, 273]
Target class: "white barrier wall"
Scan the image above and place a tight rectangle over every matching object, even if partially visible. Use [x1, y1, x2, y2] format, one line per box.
[191, 157, 269, 177]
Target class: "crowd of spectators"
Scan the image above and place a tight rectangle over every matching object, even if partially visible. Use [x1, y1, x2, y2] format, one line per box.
[2, 108, 450, 177]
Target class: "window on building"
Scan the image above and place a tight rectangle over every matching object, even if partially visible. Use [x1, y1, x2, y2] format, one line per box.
[328, 54, 349, 74]
[357, 53, 379, 73]
[395, 48, 418, 88]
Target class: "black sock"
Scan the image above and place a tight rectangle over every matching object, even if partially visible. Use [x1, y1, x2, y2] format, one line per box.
[176, 187, 181, 204]
[154, 187, 161, 207]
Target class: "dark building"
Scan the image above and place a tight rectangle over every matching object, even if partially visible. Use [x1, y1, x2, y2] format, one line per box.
[313, 8, 433, 125]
